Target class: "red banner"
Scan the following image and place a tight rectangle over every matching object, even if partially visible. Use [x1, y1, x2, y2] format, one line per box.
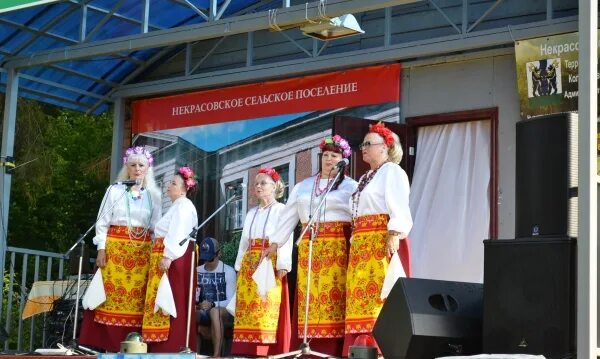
[132, 64, 401, 133]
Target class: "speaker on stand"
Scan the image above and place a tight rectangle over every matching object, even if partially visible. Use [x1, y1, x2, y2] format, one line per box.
[515, 112, 578, 238]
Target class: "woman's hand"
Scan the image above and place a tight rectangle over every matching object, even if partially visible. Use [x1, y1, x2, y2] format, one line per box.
[159, 257, 172, 272]
[386, 231, 407, 258]
[96, 249, 106, 268]
[276, 269, 288, 279]
[261, 243, 278, 262]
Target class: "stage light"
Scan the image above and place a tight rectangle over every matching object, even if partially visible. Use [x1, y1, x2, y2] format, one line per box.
[300, 14, 364, 41]
[348, 334, 378, 359]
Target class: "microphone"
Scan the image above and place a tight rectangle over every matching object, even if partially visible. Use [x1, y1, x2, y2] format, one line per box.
[227, 183, 247, 190]
[336, 158, 349, 168]
[113, 179, 142, 187]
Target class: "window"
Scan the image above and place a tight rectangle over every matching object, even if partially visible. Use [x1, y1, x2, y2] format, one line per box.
[273, 164, 290, 203]
[225, 179, 244, 230]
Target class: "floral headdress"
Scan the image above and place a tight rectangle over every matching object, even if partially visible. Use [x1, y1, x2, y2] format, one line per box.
[123, 146, 154, 167]
[178, 166, 198, 190]
[319, 134, 352, 158]
[258, 167, 281, 182]
[368, 122, 395, 146]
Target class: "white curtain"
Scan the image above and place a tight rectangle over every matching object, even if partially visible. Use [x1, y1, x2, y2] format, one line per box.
[409, 120, 491, 283]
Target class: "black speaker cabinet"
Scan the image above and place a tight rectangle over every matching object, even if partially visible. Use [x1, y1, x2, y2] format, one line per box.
[515, 112, 578, 238]
[373, 278, 483, 359]
[482, 238, 576, 358]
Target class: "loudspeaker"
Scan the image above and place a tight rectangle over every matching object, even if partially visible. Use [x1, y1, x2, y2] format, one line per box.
[44, 299, 84, 348]
[482, 238, 576, 358]
[373, 278, 483, 359]
[515, 112, 578, 238]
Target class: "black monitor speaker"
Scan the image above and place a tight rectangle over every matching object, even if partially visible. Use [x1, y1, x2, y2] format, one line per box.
[373, 277, 483, 359]
[515, 112, 578, 238]
[482, 238, 576, 358]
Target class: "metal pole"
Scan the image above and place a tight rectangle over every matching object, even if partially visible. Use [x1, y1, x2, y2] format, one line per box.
[577, 0, 598, 356]
[0, 69, 18, 286]
[110, 97, 125, 182]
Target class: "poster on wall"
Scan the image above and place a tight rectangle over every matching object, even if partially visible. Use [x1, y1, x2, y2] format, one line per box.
[515, 31, 600, 119]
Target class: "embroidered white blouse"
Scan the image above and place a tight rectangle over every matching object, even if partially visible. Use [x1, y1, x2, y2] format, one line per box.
[154, 196, 198, 260]
[270, 175, 357, 246]
[352, 162, 413, 234]
[93, 184, 161, 250]
[234, 202, 293, 272]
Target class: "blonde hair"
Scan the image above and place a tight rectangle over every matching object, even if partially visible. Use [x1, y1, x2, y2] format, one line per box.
[274, 180, 285, 199]
[387, 132, 404, 164]
[117, 153, 161, 202]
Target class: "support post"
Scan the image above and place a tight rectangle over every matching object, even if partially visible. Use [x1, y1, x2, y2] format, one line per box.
[577, 0, 598, 357]
[110, 97, 125, 182]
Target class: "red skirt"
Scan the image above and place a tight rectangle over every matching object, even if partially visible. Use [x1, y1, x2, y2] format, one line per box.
[146, 241, 197, 353]
[79, 225, 152, 352]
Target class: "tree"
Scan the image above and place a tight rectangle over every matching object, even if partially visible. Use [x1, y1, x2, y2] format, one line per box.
[2, 98, 112, 253]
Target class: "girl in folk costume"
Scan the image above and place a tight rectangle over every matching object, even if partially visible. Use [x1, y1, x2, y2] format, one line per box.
[79, 146, 161, 352]
[142, 167, 199, 352]
[231, 168, 293, 357]
[264, 135, 357, 357]
[343, 122, 413, 356]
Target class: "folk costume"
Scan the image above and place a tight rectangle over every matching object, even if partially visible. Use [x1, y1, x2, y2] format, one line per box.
[142, 194, 198, 352]
[271, 174, 357, 357]
[343, 161, 413, 356]
[231, 201, 293, 357]
[79, 150, 161, 352]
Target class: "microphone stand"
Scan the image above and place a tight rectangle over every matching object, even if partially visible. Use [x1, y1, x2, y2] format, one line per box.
[179, 189, 241, 353]
[61, 185, 132, 354]
[270, 164, 346, 359]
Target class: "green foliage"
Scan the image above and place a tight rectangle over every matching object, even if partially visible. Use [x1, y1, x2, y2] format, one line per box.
[3, 99, 113, 252]
[220, 230, 241, 267]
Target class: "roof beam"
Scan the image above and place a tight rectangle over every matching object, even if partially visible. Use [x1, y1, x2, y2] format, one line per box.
[82, 0, 126, 42]
[18, 73, 105, 99]
[45, 64, 119, 87]
[3, 0, 421, 69]
[0, 18, 77, 45]
[66, 1, 164, 31]
[86, 45, 179, 113]
[11, 3, 81, 55]
[113, 15, 577, 98]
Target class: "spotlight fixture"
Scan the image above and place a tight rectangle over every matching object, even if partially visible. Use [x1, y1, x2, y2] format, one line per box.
[301, 14, 364, 41]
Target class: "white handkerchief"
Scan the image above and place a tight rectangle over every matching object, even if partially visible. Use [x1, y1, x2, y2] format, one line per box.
[380, 252, 406, 300]
[82, 268, 106, 310]
[154, 273, 177, 317]
[225, 291, 236, 317]
[252, 258, 276, 297]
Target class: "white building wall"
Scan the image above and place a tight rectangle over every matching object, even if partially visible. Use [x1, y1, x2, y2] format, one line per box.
[401, 54, 519, 239]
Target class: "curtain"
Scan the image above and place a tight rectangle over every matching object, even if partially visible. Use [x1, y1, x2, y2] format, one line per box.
[409, 120, 491, 283]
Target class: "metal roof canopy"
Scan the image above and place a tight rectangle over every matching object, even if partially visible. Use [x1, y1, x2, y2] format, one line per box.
[0, 0, 596, 357]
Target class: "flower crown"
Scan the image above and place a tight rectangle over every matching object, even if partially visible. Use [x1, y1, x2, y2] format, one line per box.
[123, 146, 154, 167]
[368, 122, 395, 146]
[319, 134, 352, 158]
[258, 167, 281, 182]
[178, 166, 198, 190]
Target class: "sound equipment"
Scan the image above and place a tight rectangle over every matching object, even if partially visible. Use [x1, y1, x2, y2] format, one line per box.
[373, 278, 483, 359]
[515, 112, 578, 238]
[44, 299, 83, 348]
[482, 238, 575, 358]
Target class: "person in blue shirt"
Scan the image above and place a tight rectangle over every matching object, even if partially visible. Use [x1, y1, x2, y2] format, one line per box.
[196, 237, 236, 357]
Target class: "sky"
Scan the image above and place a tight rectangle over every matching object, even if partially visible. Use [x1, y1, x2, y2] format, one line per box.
[159, 112, 310, 151]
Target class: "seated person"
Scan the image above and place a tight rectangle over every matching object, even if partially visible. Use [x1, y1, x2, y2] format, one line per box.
[196, 237, 236, 357]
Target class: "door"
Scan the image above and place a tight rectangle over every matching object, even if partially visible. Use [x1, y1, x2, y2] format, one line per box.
[332, 116, 414, 180]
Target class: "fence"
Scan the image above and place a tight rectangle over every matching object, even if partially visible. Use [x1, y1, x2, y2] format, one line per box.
[1, 246, 69, 353]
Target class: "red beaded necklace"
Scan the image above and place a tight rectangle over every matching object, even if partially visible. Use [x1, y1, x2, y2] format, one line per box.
[351, 162, 387, 228]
